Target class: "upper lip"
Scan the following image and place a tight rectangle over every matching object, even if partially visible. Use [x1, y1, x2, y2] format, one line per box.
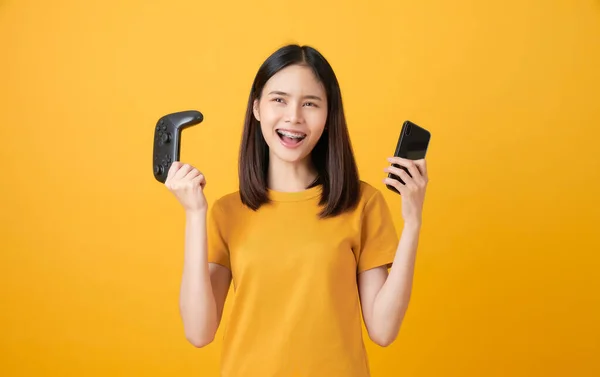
[276, 128, 307, 135]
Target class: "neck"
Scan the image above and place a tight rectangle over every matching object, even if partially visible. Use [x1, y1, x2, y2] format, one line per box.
[267, 155, 318, 192]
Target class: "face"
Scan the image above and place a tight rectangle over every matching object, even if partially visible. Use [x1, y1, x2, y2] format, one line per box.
[253, 64, 328, 165]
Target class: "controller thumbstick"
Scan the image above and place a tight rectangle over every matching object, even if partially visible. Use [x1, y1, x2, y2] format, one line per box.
[161, 132, 172, 143]
[154, 164, 164, 175]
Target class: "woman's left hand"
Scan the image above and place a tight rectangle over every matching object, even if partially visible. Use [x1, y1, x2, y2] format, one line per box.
[383, 157, 429, 225]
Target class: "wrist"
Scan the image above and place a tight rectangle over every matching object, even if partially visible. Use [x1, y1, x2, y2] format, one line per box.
[403, 219, 422, 230]
[186, 209, 207, 219]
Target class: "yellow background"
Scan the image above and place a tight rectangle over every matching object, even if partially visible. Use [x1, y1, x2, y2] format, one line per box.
[2, 0, 599, 376]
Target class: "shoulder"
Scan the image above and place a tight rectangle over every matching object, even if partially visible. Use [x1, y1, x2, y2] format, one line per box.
[358, 180, 385, 204]
[355, 180, 395, 217]
[211, 190, 244, 214]
[207, 191, 244, 233]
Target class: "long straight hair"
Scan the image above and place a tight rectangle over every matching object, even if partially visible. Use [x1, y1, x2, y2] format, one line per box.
[238, 44, 361, 219]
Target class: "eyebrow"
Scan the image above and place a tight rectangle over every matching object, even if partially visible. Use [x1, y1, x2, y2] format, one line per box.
[268, 91, 323, 101]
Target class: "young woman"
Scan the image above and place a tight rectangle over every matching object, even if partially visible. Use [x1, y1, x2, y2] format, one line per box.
[166, 44, 429, 377]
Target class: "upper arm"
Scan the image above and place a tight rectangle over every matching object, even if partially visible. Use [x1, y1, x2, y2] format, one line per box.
[206, 200, 232, 327]
[356, 190, 397, 274]
[355, 189, 398, 336]
[209, 262, 231, 327]
[357, 266, 388, 335]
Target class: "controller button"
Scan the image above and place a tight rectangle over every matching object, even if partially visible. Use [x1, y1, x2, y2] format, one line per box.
[154, 165, 164, 175]
[161, 132, 171, 143]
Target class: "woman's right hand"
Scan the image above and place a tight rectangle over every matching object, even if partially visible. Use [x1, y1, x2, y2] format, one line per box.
[165, 162, 208, 213]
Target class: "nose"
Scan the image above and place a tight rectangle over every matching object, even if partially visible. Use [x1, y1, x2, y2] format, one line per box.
[286, 104, 303, 124]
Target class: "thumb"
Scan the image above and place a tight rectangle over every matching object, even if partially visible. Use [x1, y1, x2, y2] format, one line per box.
[167, 161, 181, 180]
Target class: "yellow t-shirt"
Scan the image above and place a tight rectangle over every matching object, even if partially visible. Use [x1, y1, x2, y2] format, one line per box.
[207, 180, 399, 377]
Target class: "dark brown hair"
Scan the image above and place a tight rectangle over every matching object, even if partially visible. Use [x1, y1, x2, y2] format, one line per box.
[238, 44, 361, 218]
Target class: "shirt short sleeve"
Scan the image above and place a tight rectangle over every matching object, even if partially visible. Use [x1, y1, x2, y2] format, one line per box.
[357, 189, 399, 273]
[207, 199, 231, 270]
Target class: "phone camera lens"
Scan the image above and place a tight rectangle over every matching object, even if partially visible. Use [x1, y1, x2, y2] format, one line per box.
[405, 124, 412, 135]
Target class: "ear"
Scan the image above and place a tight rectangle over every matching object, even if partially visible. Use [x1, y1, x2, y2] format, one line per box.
[253, 99, 261, 122]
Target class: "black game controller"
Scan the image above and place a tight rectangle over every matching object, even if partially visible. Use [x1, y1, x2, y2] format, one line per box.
[153, 110, 204, 183]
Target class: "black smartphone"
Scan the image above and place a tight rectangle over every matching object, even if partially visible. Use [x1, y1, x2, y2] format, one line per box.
[386, 120, 431, 194]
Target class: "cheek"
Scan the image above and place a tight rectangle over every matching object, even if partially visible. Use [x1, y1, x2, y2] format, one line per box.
[307, 110, 328, 133]
[258, 106, 277, 135]
[259, 122, 274, 144]
[260, 110, 282, 134]
[259, 103, 281, 121]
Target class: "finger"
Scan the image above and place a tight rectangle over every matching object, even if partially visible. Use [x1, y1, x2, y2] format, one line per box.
[185, 167, 201, 180]
[192, 174, 206, 189]
[383, 177, 405, 195]
[174, 163, 193, 180]
[395, 168, 420, 191]
[405, 161, 425, 186]
[388, 157, 422, 181]
[386, 165, 425, 189]
[167, 161, 182, 181]
[413, 159, 428, 181]
[385, 165, 415, 184]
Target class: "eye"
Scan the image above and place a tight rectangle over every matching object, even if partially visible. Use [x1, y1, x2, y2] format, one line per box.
[304, 102, 317, 107]
[273, 98, 285, 103]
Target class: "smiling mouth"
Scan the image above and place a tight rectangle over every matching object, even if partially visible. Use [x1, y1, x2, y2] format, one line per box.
[276, 129, 307, 145]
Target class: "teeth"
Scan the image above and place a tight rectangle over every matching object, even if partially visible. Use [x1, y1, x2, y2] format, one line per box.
[277, 130, 306, 139]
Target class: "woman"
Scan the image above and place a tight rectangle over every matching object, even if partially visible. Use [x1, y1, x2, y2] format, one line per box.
[166, 44, 429, 377]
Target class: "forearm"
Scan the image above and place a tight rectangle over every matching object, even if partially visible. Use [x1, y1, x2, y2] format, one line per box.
[179, 210, 218, 346]
[372, 221, 422, 344]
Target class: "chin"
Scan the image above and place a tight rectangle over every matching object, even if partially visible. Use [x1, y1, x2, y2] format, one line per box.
[272, 148, 311, 164]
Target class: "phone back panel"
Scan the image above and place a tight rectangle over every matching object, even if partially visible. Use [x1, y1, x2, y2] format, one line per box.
[394, 121, 430, 160]
[386, 121, 431, 194]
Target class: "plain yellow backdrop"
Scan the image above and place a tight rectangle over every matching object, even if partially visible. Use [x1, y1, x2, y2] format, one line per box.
[1, 0, 599, 376]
